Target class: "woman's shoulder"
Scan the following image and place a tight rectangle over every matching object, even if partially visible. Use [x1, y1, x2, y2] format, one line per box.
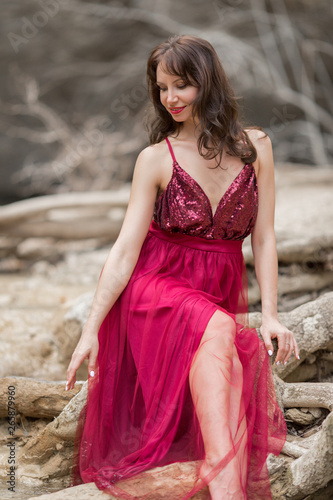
[244, 127, 272, 166]
[135, 140, 171, 187]
[244, 127, 271, 144]
[138, 140, 169, 163]
[244, 128, 274, 179]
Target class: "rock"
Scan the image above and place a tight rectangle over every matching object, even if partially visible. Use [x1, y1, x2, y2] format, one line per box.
[28, 483, 110, 499]
[0, 272, 94, 380]
[308, 407, 323, 419]
[54, 291, 94, 380]
[16, 237, 59, 259]
[26, 462, 209, 500]
[285, 408, 316, 425]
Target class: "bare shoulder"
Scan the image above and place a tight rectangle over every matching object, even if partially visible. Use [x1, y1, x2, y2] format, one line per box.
[244, 128, 273, 172]
[135, 140, 171, 189]
[245, 127, 271, 148]
[138, 140, 168, 161]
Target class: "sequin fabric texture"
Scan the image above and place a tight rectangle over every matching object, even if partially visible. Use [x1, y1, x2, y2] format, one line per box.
[153, 139, 258, 240]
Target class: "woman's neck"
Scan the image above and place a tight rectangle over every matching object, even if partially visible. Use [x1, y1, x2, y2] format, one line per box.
[172, 119, 201, 142]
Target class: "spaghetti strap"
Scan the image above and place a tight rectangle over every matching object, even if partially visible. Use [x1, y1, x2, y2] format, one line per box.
[165, 137, 177, 163]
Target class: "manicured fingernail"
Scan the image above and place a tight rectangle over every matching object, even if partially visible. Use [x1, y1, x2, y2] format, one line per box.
[268, 350, 273, 356]
[283, 360, 287, 365]
[276, 361, 280, 365]
[90, 370, 95, 377]
[65, 382, 69, 391]
[297, 355, 300, 360]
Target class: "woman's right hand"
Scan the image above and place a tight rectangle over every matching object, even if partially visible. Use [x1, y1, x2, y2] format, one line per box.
[66, 327, 99, 391]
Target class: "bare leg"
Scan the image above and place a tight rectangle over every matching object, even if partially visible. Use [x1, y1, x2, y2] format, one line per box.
[189, 311, 248, 500]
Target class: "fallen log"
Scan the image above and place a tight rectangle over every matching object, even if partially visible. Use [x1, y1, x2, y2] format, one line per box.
[0, 188, 130, 226]
[243, 234, 333, 266]
[248, 270, 333, 306]
[281, 380, 333, 412]
[5, 218, 123, 240]
[0, 377, 83, 419]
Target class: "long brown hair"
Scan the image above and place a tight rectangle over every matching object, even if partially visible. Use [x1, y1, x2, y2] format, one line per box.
[146, 34, 266, 166]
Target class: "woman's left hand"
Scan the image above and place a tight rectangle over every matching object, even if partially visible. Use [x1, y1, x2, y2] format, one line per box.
[260, 317, 300, 365]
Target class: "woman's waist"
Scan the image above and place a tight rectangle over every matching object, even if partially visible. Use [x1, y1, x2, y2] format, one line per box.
[148, 220, 243, 254]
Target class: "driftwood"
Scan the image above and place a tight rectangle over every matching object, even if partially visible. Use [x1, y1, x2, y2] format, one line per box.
[0, 377, 83, 419]
[14, 383, 88, 483]
[0, 189, 129, 241]
[0, 189, 130, 226]
[243, 234, 333, 266]
[5, 218, 123, 240]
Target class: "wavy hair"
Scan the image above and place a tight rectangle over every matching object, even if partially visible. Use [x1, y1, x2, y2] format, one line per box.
[145, 34, 266, 166]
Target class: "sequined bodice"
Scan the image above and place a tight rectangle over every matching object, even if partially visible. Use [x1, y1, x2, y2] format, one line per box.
[153, 137, 258, 240]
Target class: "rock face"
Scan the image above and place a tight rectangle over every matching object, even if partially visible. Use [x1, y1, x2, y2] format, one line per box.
[1, 1, 332, 203]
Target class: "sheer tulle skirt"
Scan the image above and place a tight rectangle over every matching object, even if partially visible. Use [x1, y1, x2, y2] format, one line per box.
[71, 220, 286, 499]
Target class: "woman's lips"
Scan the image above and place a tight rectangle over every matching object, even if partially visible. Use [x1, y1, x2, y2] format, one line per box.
[170, 106, 186, 114]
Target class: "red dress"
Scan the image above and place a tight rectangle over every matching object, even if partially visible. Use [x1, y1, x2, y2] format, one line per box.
[71, 137, 286, 499]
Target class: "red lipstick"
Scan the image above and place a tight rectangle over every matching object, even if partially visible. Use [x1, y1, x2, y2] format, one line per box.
[170, 106, 186, 114]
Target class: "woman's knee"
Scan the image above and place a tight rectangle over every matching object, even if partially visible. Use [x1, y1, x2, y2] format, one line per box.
[201, 310, 236, 349]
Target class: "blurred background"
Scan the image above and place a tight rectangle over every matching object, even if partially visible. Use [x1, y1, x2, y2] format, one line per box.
[0, 4, 333, 498]
[1, 0, 332, 204]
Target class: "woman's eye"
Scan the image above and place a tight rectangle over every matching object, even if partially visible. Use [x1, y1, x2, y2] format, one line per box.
[157, 84, 187, 91]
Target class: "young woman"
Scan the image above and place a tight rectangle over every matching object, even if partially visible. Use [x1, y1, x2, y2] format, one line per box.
[66, 35, 299, 500]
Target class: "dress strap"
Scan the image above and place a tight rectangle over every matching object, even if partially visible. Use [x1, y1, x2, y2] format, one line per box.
[165, 137, 177, 163]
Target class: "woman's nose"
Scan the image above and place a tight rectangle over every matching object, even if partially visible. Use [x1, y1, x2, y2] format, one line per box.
[167, 90, 178, 104]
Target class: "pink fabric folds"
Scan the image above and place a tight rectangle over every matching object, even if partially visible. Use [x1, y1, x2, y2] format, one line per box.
[71, 220, 286, 499]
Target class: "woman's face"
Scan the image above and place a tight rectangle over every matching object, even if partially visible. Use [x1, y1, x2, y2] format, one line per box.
[156, 63, 199, 123]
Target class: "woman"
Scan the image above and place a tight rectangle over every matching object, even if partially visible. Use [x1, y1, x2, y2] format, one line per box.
[66, 35, 299, 499]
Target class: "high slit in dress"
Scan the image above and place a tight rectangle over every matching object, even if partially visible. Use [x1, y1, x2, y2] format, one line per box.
[71, 137, 287, 499]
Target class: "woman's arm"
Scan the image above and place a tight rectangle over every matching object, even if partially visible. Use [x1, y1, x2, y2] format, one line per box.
[250, 132, 300, 365]
[66, 146, 162, 390]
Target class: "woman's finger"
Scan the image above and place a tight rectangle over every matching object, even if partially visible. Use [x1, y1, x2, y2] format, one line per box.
[275, 337, 289, 365]
[275, 329, 292, 364]
[66, 350, 85, 390]
[294, 337, 300, 360]
[282, 337, 294, 365]
[281, 333, 300, 365]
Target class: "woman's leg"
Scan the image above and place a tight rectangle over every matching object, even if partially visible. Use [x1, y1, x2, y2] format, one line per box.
[189, 310, 248, 500]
